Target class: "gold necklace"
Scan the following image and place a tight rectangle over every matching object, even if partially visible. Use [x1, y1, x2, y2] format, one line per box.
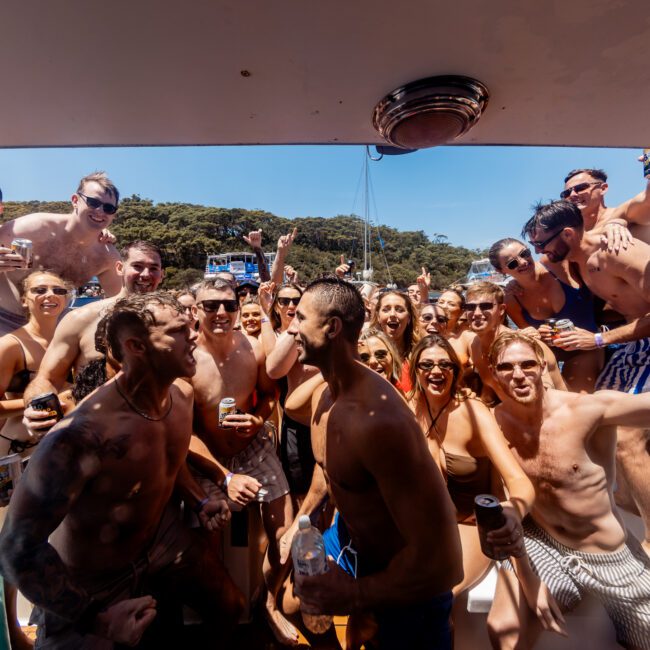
[114, 379, 173, 421]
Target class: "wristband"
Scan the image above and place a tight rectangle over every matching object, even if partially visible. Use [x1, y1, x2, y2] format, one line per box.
[261, 317, 270, 324]
[594, 332, 605, 348]
[222, 471, 234, 491]
[194, 496, 210, 514]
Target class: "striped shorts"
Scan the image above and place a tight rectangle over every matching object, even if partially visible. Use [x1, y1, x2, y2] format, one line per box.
[596, 338, 650, 393]
[504, 518, 650, 649]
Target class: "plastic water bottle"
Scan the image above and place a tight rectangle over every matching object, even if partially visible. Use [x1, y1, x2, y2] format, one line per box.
[291, 515, 333, 634]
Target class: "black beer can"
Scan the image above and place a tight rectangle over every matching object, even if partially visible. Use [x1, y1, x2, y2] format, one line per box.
[29, 392, 64, 423]
[474, 494, 508, 560]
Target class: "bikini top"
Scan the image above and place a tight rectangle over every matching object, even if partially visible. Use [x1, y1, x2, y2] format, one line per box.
[4, 335, 34, 394]
[515, 266, 598, 332]
[445, 452, 492, 519]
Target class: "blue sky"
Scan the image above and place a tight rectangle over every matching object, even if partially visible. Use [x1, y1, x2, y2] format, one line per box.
[0, 145, 645, 250]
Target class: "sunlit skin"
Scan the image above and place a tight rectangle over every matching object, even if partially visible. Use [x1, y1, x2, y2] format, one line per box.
[562, 172, 606, 220]
[415, 346, 455, 399]
[358, 337, 393, 378]
[492, 342, 545, 405]
[418, 304, 449, 337]
[376, 294, 410, 352]
[177, 293, 198, 331]
[241, 303, 262, 338]
[275, 288, 302, 332]
[437, 291, 464, 333]
[407, 284, 421, 305]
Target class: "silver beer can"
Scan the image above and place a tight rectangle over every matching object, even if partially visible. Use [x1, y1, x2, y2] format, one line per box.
[219, 397, 236, 425]
[11, 238, 33, 269]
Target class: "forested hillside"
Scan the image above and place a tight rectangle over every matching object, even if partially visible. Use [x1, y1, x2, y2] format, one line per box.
[1, 197, 485, 288]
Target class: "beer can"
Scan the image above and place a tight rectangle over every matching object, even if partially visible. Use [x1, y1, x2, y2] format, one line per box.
[0, 453, 24, 505]
[219, 397, 237, 425]
[474, 494, 508, 560]
[555, 319, 574, 334]
[643, 149, 650, 180]
[11, 238, 33, 269]
[29, 392, 64, 423]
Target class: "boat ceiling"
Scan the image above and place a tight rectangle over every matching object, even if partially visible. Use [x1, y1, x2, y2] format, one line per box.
[3, 0, 649, 149]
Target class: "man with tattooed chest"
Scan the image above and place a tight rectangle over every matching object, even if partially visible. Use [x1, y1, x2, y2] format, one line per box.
[0, 293, 242, 649]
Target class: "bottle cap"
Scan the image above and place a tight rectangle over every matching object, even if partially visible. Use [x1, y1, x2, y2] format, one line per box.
[298, 515, 311, 530]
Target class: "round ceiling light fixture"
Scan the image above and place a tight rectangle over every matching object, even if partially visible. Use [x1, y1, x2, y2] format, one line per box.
[372, 75, 490, 149]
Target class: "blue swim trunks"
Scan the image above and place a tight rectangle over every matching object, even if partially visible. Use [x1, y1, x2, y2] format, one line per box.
[322, 512, 453, 649]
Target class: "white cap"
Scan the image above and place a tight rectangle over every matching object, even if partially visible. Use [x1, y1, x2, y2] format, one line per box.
[298, 515, 311, 530]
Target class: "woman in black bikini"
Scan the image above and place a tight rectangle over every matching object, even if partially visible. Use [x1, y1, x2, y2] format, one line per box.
[0, 270, 70, 650]
[407, 334, 534, 596]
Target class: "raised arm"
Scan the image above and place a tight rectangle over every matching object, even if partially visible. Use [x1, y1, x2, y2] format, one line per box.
[270, 228, 297, 285]
[598, 389, 650, 428]
[95, 247, 122, 297]
[266, 330, 299, 379]
[284, 372, 325, 425]
[243, 229, 270, 282]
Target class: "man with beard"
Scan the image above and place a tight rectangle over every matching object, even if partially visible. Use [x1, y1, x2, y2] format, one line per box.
[527, 200, 650, 554]
[487, 331, 650, 650]
[287, 277, 462, 649]
[0, 292, 242, 648]
[0, 172, 123, 335]
[187, 279, 294, 645]
[464, 281, 565, 405]
[23, 240, 164, 431]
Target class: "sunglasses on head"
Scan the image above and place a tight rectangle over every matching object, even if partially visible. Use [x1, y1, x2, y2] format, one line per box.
[359, 349, 389, 363]
[495, 360, 540, 373]
[416, 359, 456, 372]
[505, 248, 532, 270]
[277, 296, 301, 307]
[78, 191, 118, 215]
[420, 313, 448, 324]
[198, 299, 239, 313]
[528, 228, 564, 250]
[559, 181, 601, 200]
[465, 301, 495, 312]
[29, 286, 68, 296]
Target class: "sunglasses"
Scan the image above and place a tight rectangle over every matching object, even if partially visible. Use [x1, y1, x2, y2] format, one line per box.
[494, 360, 540, 373]
[420, 314, 448, 324]
[465, 302, 495, 312]
[197, 299, 239, 313]
[416, 359, 456, 372]
[277, 296, 301, 307]
[29, 286, 69, 296]
[237, 287, 258, 297]
[528, 228, 564, 250]
[559, 181, 602, 200]
[359, 349, 390, 363]
[505, 248, 532, 270]
[78, 192, 118, 215]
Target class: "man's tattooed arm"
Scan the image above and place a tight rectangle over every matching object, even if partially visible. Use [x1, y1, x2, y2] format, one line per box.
[0, 418, 104, 621]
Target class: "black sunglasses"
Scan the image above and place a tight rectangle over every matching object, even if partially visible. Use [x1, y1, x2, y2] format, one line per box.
[465, 302, 495, 312]
[559, 181, 601, 200]
[505, 248, 533, 270]
[528, 228, 564, 250]
[277, 296, 301, 307]
[416, 359, 456, 372]
[359, 350, 390, 363]
[29, 286, 69, 296]
[237, 287, 258, 297]
[78, 192, 118, 215]
[198, 299, 239, 313]
[420, 314, 448, 324]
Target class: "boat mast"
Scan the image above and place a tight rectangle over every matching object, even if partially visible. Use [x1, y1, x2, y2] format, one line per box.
[363, 150, 372, 276]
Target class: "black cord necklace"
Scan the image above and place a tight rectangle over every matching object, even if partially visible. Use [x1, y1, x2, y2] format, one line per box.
[114, 379, 173, 422]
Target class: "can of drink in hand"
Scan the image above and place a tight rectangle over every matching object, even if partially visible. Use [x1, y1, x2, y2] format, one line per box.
[474, 494, 508, 560]
[554, 319, 575, 340]
[545, 318, 558, 334]
[29, 392, 64, 423]
[218, 397, 236, 425]
[11, 238, 33, 269]
[644, 149, 650, 180]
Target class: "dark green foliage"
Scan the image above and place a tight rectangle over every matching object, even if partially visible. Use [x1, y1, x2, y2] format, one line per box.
[1, 198, 485, 288]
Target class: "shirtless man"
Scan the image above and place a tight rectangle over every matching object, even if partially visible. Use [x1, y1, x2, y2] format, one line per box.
[0, 172, 122, 335]
[465, 281, 566, 404]
[486, 331, 650, 650]
[22, 240, 164, 431]
[0, 292, 242, 649]
[286, 277, 462, 648]
[528, 200, 650, 551]
[187, 279, 295, 645]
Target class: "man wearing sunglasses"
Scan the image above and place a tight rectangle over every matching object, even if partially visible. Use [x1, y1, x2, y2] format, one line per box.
[23, 241, 165, 432]
[465, 282, 565, 405]
[488, 331, 650, 650]
[0, 171, 123, 336]
[187, 279, 296, 644]
[527, 200, 650, 554]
